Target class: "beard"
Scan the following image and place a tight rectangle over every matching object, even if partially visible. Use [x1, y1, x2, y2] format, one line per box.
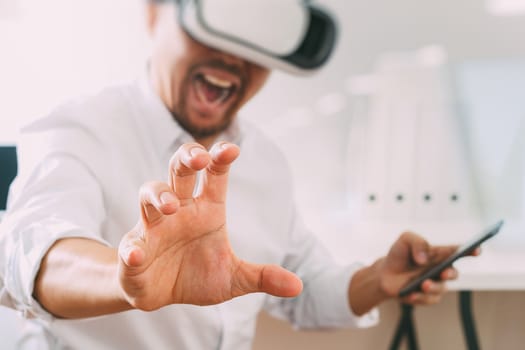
[172, 107, 234, 139]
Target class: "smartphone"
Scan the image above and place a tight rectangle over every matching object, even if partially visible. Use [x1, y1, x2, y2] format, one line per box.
[398, 220, 504, 297]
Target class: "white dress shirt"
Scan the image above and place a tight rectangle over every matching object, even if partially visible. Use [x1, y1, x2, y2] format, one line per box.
[0, 75, 378, 350]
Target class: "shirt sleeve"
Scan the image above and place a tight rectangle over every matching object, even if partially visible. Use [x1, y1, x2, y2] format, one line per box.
[263, 210, 379, 329]
[0, 153, 110, 321]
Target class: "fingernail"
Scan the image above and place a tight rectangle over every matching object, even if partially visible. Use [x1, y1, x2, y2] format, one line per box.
[417, 252, 427, 263]
[190, 147, 206, 157]
[220, 142, 230, 150]
[160, 191, 176, 205]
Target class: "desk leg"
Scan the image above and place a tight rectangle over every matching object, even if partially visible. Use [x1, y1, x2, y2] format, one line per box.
[389, 307, 406, 350]
[459, 291, 480, 350]
[389, 304, 419, 350]
[404, 304, 418, 350]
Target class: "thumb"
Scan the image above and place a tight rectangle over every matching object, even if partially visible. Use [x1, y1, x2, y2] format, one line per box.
[401, 233, 430, 266]
[231, 261, 303, 298]
[118, 229, 148, 268]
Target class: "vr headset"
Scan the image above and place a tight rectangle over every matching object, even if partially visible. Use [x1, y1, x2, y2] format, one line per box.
[176, 0, 338, 75]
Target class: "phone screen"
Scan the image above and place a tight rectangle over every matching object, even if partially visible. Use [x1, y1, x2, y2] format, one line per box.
[398, 220, 504, 297]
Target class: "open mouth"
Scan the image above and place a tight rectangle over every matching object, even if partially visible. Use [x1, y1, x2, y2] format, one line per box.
[193, 72, 238, 107]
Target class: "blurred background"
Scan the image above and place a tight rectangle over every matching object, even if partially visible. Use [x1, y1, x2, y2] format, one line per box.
[1, 0, 524, 349]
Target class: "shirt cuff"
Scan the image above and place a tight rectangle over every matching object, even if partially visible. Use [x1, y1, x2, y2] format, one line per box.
[310, 262, 379, 329]
[3, 216, 111, 321]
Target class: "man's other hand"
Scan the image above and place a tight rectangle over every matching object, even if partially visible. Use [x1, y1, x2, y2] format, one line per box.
[378, 232, 480, 305]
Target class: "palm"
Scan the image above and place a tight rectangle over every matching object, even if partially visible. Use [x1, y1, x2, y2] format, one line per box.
[118, 143, 302, 311]
[139, 199, 238, 307]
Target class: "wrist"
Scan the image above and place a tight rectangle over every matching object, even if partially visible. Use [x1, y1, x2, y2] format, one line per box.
[348, 258, 390, 316]
[373, 257, 394, 299]
[111, 261, 134, 312]
[33, 238, 134, 318]
[89, 246, 134, 315]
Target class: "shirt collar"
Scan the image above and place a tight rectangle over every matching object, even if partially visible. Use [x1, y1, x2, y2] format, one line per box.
[135, 71, 189, 155]
[134, 70, 243, 155]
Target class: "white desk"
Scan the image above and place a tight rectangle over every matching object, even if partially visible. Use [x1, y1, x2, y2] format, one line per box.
[449, 250, 525, 291]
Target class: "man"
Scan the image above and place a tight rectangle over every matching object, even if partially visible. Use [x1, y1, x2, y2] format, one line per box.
[0, 1, 466, 349]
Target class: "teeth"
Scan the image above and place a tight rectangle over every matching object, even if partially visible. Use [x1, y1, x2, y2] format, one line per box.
[203, 74, 233, 89]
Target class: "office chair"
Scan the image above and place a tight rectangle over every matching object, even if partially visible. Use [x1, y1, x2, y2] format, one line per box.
[0, 146, 18, 212]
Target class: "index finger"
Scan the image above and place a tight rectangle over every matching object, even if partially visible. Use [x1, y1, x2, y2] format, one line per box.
[168, 143, 210, 201]
[201, 142, 240, 203]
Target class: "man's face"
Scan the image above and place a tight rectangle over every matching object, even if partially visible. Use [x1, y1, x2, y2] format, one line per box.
[148, 3, 270, 140]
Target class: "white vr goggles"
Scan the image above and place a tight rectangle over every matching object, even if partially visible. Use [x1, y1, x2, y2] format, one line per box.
[176, 0, 338, 75]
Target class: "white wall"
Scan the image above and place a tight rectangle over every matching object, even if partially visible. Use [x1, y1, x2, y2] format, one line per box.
[0, 0, 148, 143]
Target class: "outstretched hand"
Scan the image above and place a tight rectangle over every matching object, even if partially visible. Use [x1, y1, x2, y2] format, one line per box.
[117, 142, 302, 311]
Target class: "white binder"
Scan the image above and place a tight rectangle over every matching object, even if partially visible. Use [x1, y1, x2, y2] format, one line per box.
[345, 47, 482, 234]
